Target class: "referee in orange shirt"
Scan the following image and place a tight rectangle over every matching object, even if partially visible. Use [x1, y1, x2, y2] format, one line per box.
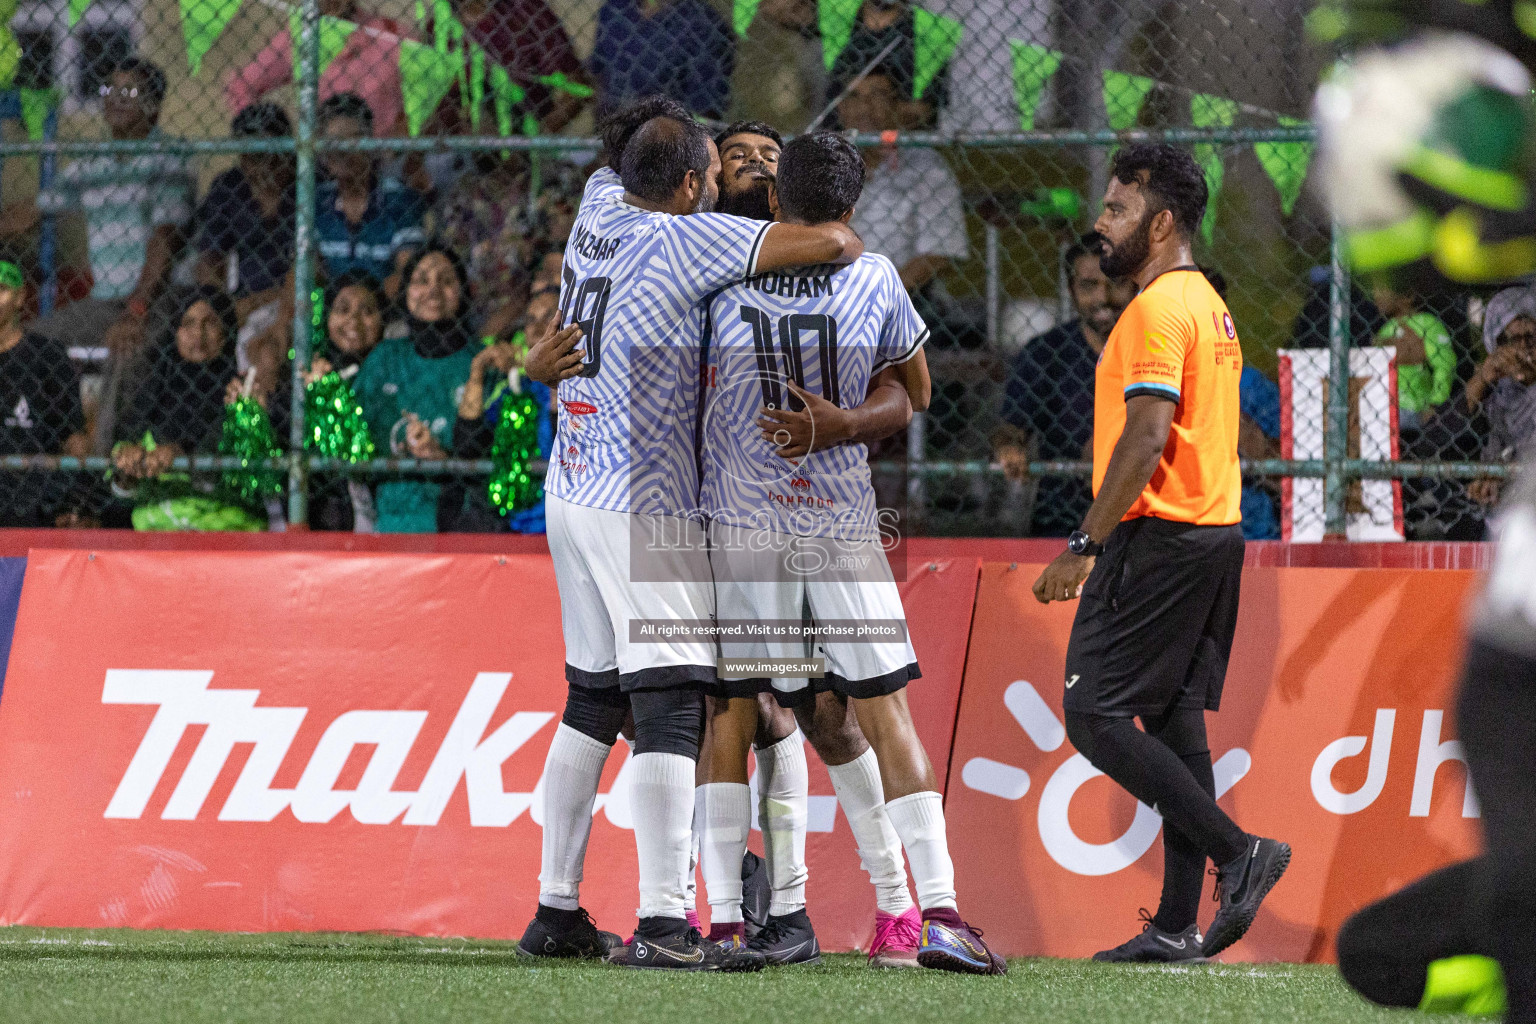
[1033, 143, 1290, 963]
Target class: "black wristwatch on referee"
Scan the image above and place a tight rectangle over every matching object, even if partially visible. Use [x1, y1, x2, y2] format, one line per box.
[1067, 530, 1103, 557]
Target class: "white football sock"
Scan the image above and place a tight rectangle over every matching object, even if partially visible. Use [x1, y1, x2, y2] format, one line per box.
[537, 724, 611, 911]
[697, 782, 750, 924]
[884, 790, 957, 912]
[685, 798, 700, 915]
[826, 748, 914, 916]
[631, 752, 696, 920]
[756, 732, 809, 917]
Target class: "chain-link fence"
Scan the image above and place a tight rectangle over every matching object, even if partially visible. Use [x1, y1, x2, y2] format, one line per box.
[0, 0, 1519, 536]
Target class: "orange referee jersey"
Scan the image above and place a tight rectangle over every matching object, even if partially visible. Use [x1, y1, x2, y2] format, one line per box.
[1092, 267, 1243, 526]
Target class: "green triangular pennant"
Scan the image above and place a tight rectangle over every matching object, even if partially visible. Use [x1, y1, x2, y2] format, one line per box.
[18, 88, 57, 142]
[1191, 93, 1237, 244]
[817, 0, 862, 72]
[399, 37, 463, 137]
[1255, 115, 1314, 217]
[1102, 70, 1153, 131]
[490, 62, 525, 139]
[68, 0, 93, 27]
[182, 0, 245, 76]
[468, 43, 485, 132]
[288, 11, 358, 82]
[912, 9, 961, 101]
[1009, 41, 1062, 131]
[535, 72, 594, 98]
[733, 0, 760, 38]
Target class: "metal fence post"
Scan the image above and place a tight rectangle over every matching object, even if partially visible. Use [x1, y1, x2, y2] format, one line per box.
[985, 223, 1000, 349]
[287, 0, 321, 528]
[1324, 218, 1350, 537]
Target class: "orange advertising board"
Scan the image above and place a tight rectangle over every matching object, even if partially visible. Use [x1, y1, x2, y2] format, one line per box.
[946, 563, 1482, 961]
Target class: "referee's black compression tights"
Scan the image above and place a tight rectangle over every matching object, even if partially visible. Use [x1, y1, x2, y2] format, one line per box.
[1142, 708, 1217, 933]
[1065, 709, 1249, 872]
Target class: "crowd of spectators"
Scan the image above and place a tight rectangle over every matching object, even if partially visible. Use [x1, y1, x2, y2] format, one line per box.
[0, 2, 1524, 538]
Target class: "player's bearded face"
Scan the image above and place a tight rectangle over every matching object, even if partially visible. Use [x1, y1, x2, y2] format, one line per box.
[716, 175, 775, 221]
[1098, 206, 1156, 279]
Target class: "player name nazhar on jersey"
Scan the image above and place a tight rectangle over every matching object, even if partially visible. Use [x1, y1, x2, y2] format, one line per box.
[572, 226, 623, 261]
[740, 268, 835, 298]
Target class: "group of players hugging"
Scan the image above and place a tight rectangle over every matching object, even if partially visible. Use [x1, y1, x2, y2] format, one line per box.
[503, 2, 1536, 999]
[503, 94, 1276, 977]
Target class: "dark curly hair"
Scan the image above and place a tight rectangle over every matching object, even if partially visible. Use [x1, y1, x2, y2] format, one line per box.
[774, 131, 864, 224]
[600, 95, 692, 173]
[1110, 142, 1209, 239]
[714, 120, 783, 151]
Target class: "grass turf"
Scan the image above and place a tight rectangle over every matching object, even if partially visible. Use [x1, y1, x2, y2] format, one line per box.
[0, 926, 1469, 1024]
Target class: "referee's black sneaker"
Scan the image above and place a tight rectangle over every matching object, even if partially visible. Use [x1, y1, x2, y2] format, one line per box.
[745, 909, 823, 966]
[1092, 911, 1205, 963]
[516, 905, 624, 960]
[626, 918, 765, 972]
[1203, 836, 1292, 958]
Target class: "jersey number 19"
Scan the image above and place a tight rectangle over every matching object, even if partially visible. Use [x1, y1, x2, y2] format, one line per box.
[560, 266, 612, 378]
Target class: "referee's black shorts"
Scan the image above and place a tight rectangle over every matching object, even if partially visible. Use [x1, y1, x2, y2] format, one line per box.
[1062, 515, 1244, 718]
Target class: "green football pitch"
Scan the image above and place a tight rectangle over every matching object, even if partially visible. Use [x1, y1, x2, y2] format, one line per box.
[0, 927, 1471, 1024]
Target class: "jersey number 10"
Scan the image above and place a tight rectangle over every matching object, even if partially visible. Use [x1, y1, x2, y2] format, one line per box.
[739, 306, 842, 411]
[559, 267, 612, 378]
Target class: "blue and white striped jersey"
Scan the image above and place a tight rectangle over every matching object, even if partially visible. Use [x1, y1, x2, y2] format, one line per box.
[547, 174, 771, 516]
[699, 253, 928, 540]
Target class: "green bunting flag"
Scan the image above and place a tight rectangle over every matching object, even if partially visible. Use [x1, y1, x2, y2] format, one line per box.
[912, 9, 961, 101]
[817, 0, 862, 72]
[68, 0, 93, 27]
[18, 88, 57, 142]
[1102, 69, 1154, 131]
[490, 64, 523, 135]
[287, 10, 357, 82]
[1255, 115, 1314, 216]
[182, 0, 244, 76]
[400, 37, 463, 137]
[733, 0, 761, 38]
[1191, 93, 1238, 244]
[1010, 41, 1062, 131]
[535, 72, 594, 98]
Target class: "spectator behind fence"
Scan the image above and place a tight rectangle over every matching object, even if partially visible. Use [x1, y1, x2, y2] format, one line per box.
[108, 289, 251, 528]
[590, 0, 735, 119]
[1468, 285, 1536, 509]
[315, 93, 427, 296]
[760, 0, 949, 129]
[450, 282, 557, 533]
[840, 70, 966, 293]
[0, 260, 86, 527]
[356, 244, 487, 532]
[1201, 265, 1283, 541]
[432, 152, 535, 341]
[196, 104, 296, 367]
[224, 0, 408, 136]
[1372, 279, 1455, 431]
[306, 271, 386, 532]
[995, 234, 1134, 537]
[4, 57, 191, 365]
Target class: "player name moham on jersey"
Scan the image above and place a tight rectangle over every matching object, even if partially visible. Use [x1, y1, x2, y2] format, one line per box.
[739, 269, 834, 298]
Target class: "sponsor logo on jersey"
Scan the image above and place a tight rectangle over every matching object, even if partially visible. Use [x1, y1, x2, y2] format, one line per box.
[1222, 312, 1236, 339]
